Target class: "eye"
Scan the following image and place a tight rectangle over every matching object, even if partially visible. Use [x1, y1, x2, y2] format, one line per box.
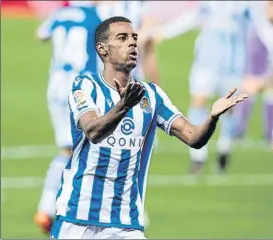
[133, 36, 138, 41]
[119, 35, 126, 41]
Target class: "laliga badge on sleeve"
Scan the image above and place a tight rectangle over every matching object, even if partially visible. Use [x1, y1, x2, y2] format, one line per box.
[73, 90, 87, 109]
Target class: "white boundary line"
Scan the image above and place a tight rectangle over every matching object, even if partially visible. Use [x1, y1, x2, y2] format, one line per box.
[1, 139, 271, 160]
[1, 144, 57, 160]
[1, 174, 273, 189]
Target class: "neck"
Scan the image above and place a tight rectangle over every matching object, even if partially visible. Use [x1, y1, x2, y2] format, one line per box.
[102, 63, 133, 88]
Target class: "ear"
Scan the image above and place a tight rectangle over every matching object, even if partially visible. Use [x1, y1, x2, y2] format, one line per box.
[96, 42, 108, 58]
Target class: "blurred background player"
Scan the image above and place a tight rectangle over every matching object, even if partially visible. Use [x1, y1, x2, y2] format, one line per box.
[236, 1, 273, 147]
[33, 1, 101, 233]
[151, 1, 273, 174]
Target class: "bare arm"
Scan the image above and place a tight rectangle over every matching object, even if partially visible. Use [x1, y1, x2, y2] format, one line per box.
[146, 3, 201, 43]
[170, 89, 248, 149]
[266, 1, 273, 23]
[79, 80, 145, 144]
[140, 38, 160, 85]
[170, 115, 218, 149]
[79, 102, 129, 144]
[36, 10, 57, 42]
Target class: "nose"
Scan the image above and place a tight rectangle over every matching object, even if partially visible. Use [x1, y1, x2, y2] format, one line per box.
[129, 37, 137, 48]
[129, 42, 137, 48]
[129, 42, 137, 49]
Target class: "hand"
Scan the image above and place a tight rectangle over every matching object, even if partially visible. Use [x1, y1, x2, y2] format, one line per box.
[137, 30, 150, 47]
[113, 78, 145, 109]
[151, 26, 164, 44]
[138, 27, 164, 46]
[210, 88, 248, 118]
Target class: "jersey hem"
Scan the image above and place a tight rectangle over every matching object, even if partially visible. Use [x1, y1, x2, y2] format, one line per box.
[57, 215, 145, 231]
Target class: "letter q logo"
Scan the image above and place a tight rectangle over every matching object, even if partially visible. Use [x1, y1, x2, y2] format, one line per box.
[121, 117, 135, 135]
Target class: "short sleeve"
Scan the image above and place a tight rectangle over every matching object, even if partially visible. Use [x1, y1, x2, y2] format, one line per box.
[152, 84, 184, 135]
[69, 75, 99, 129]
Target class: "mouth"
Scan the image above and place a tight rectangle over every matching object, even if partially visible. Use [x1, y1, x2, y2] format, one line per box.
[128, 51, 138, 61]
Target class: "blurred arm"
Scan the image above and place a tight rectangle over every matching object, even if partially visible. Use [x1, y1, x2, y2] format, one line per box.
[139, 2, 202, 42]
[36, 11, 57, 41]
[266, 1, 273, 23]
[137, 2, 161, 85]
[160, 7, 201, 40]
[141, 38, 160, 85]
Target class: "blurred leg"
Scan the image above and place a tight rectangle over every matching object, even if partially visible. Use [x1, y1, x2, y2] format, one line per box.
[188, 62, 217, 174]
[35, 151, 71, 233]
[262, 88, 273, 142]
[234, 95, 255, 138]
[34, 71, 73, 234]
[217, 74, 243, 173]
[188, 96, 209, 173]
[217, 109, 236, 172]
[237, 27, 268, 138]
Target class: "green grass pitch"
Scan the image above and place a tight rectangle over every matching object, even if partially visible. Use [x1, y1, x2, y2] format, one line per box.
[1, 18, 273, 239]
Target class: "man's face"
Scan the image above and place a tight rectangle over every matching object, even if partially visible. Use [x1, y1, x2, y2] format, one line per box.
[106, 22, 138, 71]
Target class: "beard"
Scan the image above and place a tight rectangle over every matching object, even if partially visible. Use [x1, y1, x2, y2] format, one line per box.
[115, 61, 136, 73]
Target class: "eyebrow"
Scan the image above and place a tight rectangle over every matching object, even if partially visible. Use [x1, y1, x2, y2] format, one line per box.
[116, 33, 138, 37]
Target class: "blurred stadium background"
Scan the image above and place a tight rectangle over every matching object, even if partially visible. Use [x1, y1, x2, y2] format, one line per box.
[1, 1, 273, 239]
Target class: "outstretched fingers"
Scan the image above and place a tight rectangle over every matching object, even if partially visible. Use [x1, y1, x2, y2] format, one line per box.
[225, 88, 237, 99]
[237, 93, 248, 102]
[230, 93, 248, 106]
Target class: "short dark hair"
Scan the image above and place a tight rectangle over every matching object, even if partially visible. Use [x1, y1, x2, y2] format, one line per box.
[95, 16, 132, 44]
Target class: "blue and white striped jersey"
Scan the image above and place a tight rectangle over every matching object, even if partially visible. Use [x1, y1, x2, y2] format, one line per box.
[37, 5, 101, 75]
[56, 72, 183, 230]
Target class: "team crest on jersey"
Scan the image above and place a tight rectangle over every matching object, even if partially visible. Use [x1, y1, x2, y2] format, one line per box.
[73, 90, 86, 109]
[140, 97, 152, 114]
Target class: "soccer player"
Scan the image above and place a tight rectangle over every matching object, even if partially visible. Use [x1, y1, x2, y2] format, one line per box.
[49, 16, 247, 239]
[96, 0, 161, 227]
[34, 1, 102, 233]
[236, 0, 273, 145]
[150, 1, 273, 173]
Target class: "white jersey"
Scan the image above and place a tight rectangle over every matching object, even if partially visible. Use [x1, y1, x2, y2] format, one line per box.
[97, 1, 146, 30]
[37, 5, 102, 78]
[163, 1, 273, 45]
[56, 72, 183, 230]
